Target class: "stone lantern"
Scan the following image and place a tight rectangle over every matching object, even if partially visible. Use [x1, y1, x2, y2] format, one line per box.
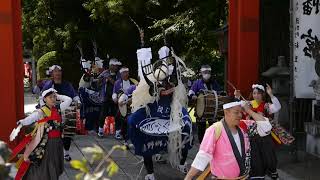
[261, 56, 290, 95]
[262, 56, 290, 126]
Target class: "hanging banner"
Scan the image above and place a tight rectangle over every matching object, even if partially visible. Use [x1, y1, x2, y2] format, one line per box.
[293, 0, 319, 98]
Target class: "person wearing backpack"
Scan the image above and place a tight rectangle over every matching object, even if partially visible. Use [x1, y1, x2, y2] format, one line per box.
[185, 99, 272, 180]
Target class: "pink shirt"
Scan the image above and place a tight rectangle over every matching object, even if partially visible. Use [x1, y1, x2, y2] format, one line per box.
[199, 121, 250, 178]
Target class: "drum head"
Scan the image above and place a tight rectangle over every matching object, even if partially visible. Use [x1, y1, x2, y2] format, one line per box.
[196, 93, 205, 118]
[118, 94, 128, 117]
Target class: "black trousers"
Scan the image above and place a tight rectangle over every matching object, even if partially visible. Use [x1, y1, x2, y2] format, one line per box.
[250, 135, 278, 179]
[120, 115, 128, 140]
[98, 101, 117, 129]
[196, 120, 213, 143]
[143, 148, 188, 174]
[63, 137, 72, 151]
[114, 110, 121, 131]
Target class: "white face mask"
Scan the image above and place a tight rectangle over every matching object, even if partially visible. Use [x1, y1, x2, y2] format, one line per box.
[202, 74, 211, 80]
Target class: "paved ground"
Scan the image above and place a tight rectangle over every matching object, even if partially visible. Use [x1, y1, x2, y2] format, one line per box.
[24, 90, 320, 180]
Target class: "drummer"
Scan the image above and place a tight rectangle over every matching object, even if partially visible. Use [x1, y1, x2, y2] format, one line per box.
[117, 84, 136, 146]
[41, 65, 80, 161]
[97, 58, 122, 137]
[112, 67, 138, 140]
[188, 65, 223, 143]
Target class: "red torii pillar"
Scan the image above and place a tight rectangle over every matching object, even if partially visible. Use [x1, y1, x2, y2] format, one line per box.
[0, 0, 24, 144]
[228, 0, 260, 97]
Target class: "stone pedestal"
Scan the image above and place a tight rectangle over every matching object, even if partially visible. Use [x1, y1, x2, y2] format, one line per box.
[305, 123, 320, 157]
[315, 103, 320, 122]
[276, 96, 290, 128]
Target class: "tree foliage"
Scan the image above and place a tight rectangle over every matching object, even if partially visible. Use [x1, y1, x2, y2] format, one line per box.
[22, 0, 228, 84]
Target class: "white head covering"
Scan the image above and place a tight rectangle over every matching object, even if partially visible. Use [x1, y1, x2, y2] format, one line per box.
[252, 84, 265, 91]
[40, 88, 57, 106]
[48, 65, 62, 73]
[42, 88, 57, 99]
[109, 58, 122, 66]
[223, 101, 247, 110]
[119, 67, 129, 74]
[158, 46, 170, 59]
[200, 65, 212, 72]
[223, 101, 241, 110]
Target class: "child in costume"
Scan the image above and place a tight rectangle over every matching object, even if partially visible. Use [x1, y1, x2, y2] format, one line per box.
[11, 88, 72, 180]
[235, 84, 281, 180]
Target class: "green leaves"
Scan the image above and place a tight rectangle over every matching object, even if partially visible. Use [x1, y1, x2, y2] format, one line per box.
[70, 159, 89, 173]
[70, 144, 126, 179]
[75, 172, 84, 180]
[82, 145, 104, 164]
[22, 0, 228, 84]
[83, 170, 104, 180]
[112, 145, 127, 151]
[106, 161, 119, 177]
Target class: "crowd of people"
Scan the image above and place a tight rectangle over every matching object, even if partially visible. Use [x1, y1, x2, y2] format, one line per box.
[10, 45, 289, 180]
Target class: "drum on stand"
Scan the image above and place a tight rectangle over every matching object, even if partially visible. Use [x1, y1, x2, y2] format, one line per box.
[118, 93, 132, 117]
[63, 105, 77, 138]
[195, 91, 229, 121]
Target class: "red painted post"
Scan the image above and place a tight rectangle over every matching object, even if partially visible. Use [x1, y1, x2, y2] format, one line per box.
[228, 0, 260, 98]
[0, 0, 24, 145]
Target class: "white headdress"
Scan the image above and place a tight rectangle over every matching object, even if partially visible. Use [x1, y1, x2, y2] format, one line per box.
[223, 101, 246, 110]
[252, 84, 265, 91]
[119, 67, 129, 73]
[109, 58, 122, 66]
[40, 88, 57, 106]
[48, 65, 62, 73]
[200, 65, 212, 72]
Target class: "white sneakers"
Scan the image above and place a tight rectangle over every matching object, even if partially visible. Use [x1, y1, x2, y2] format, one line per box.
[98, 127, 104, 137]
[64, 150, 72, 161]
[177, 163, 188, 174]
[114, 130, 122, 140]
[145, 173, 155, 180]
[154, 154, 165, 163]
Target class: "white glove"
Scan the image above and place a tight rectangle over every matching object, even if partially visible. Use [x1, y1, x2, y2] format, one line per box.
[17, 119, 28, 126]
[73, 96, 81, 104]
[17, 120, 23, 126]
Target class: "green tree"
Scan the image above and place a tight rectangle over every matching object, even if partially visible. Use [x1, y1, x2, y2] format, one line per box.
[22, 0, 228, 84]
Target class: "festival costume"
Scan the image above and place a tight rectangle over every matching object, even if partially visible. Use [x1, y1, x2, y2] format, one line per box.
[98, 70, 119, 134]
[41, 80, 79, 159]
[192, 117, 272, 179]
[188, 78, 222, 143]
[128, 46, 193, 178]
[112, 77, 138, 137]
[11, 94, 71, 180]
[245, 97, 281, 180]
[78, 87, 103, 131]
